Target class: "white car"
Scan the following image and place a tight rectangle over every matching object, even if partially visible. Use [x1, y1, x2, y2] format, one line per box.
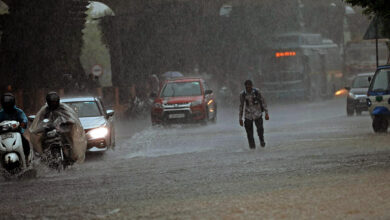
[61, 97, 115, 152]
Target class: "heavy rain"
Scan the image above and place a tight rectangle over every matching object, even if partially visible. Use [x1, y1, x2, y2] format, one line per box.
[0, 0, 390, 219]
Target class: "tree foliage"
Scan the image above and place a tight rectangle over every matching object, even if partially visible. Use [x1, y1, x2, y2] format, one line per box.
[344, 0, 390, 18]
[344, 0, 390, 37]
[80, 6, 111, 77]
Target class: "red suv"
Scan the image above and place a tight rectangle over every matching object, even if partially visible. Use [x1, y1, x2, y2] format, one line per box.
[151, 77, 217, 125]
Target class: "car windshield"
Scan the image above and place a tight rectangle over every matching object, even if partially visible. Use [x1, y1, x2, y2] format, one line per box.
[64, 101, 101, 117]
[371, 69, 390, 92]
[160, 81, 202, 97]
[352, 76, 371, 88]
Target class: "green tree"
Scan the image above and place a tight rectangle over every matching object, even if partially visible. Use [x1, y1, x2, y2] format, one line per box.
[344, 0, 390, 37]
[80, 6, 112, 86]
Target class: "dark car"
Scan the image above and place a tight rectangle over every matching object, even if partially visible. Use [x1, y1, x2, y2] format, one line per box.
[151, 77, 217, 125]
[346, 73, 374, 116]
[61, 97, 115, 152]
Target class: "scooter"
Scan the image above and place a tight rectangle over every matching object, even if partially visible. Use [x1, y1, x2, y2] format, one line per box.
[39, 119, 73, 171]
[0, 120, 34, 177]
[218, 86, 233, 106]
[127, 96, 153, 118]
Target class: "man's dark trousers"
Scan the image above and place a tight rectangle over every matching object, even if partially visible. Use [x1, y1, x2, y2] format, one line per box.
[244, 117, 264, 149]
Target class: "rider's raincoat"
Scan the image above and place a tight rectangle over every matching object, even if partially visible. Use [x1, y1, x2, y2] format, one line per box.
[28, 103, 87, 163]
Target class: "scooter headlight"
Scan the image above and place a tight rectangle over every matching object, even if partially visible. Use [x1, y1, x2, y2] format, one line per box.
[3, 152, 20, 171]
[88, 127, 108, 139]
[47, 130, 57, 138]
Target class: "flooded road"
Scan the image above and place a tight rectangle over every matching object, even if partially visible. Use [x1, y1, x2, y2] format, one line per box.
[1, 97, 390, 219]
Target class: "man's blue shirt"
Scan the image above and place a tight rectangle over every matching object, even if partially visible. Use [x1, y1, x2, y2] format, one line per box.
[0, 107, 28, 133]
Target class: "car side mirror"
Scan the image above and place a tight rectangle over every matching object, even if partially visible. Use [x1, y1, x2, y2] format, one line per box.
[344, 86, 351, 91]
[205, 90, 213, 95]
[368, 76, 372, 82]
[106, 110, 115, 118]
[28, 115, 35, 122]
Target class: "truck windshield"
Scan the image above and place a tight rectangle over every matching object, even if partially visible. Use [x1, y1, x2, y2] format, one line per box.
[371, 69, 390, 92]
[262, 55, 303, 82]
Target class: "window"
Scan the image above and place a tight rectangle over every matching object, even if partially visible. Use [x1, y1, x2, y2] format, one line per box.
[371, 70, 390, 92]
[161, 81, 202, 97]
[65, 101, 101, 117]
[352, 76, 370, 88]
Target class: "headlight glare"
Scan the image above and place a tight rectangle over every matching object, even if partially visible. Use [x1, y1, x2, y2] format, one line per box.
[88, 127, 108, 139]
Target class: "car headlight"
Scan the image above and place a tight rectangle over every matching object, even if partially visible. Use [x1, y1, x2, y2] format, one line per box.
[191, 100, 202, 107]
[153, 103, 163, 108]
[88, 127, 108, 139]
[348, 92, 356, 99]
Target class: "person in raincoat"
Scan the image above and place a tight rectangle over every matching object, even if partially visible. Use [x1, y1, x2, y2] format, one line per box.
[29, 92, 87, 164]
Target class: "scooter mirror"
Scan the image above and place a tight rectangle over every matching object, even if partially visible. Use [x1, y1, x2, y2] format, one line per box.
[368, 76, 372, 82]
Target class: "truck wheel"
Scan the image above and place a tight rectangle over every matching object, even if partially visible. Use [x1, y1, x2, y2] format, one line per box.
[372, 116, 388, 133]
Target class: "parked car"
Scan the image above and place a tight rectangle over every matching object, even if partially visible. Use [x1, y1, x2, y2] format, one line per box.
[345, 72, 374, 116]
[367, 65, 390, 132]
[151, 77, 217, 125]
[61, 97, 115, 152]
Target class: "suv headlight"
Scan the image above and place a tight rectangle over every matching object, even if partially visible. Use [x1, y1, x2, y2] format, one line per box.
[191, 100, 202, 107]
[348, 92, 356, 99]
[153, 103, 163, 108]
[88, 127, 108, 139]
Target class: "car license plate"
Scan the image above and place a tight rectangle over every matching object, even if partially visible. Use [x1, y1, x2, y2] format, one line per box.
[169, 113, 185, 119]
[1, 133, 13, 139]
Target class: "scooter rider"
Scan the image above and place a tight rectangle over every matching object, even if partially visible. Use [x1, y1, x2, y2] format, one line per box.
[239, 80, 269, 149]
[0, 93, 31, 161]
[29, 92, 87, 164]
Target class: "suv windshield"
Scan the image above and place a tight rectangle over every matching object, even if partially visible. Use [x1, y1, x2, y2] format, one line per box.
[161, 81, 202, 97]
[64, 101, 101, 117]
[371, 69, 390, 92]
[352, 76, 370, 88]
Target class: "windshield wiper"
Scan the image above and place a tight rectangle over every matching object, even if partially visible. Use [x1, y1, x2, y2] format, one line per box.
[172, 87, 176, 97]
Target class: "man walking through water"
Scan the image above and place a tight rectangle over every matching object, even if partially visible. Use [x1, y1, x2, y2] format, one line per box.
[239, 80, 269, 149]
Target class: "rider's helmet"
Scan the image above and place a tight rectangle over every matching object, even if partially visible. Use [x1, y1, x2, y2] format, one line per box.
[1, 93, 16, 113]
[46, 92, 60, 111]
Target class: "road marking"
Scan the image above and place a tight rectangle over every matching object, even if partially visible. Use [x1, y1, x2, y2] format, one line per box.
[294, 136, 367, 142]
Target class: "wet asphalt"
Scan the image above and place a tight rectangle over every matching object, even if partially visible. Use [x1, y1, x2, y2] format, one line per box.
[1, 97, 390, 219]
